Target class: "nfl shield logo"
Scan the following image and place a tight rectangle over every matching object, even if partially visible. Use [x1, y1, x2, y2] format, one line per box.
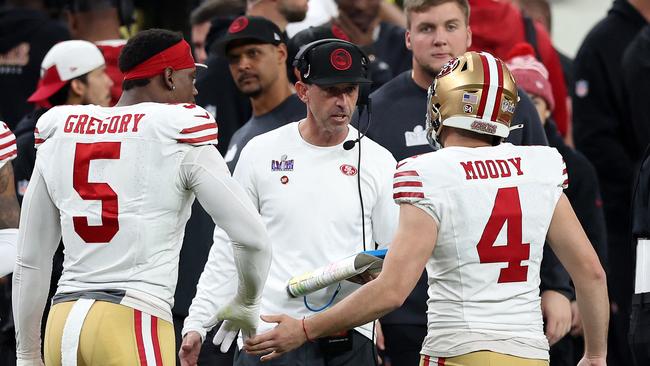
[17, 179, 29, 196]
[575, 80, 589, 98]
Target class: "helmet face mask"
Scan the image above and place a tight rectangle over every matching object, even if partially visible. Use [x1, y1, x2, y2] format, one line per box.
[425, 80, 442, 149]
[424, 51, 519, 149]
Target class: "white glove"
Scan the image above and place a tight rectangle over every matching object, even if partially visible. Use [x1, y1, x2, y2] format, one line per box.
[17, 358, 44, 366]
[204, 297, 260, 353]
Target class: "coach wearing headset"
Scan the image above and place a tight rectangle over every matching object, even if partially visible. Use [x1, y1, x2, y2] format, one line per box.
[180, 38, 399, 366]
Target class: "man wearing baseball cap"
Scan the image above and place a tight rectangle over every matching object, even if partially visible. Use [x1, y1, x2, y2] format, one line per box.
[182, 38, 398, 366]
[216, 16, 305, 171]
[27, 40, 113, 108]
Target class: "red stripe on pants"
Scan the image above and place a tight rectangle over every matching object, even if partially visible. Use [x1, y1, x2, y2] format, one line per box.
[151, 316, 163, 366]
[423, 355, 430, 366]
[134, 310, 148, 365]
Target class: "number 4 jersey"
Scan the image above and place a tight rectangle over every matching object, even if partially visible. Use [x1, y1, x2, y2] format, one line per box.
[393, 143, 567, 360]
[32, 102, 219, 321]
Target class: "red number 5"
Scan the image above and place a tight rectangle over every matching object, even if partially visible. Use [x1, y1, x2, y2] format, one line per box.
[72, 142, 121, 243]
[476, 187, 530, 283]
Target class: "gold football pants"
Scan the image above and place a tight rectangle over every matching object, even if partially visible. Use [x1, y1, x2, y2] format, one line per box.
[420, 351, 549, 366]
[44, 300, 175, 365]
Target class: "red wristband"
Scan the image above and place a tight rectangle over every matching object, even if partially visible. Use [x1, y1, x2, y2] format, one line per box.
[302, 317, 316, 343]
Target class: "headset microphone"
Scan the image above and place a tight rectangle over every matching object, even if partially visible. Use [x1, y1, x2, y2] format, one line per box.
[342, 139, 356, 151]
[343, 95, 372, 151]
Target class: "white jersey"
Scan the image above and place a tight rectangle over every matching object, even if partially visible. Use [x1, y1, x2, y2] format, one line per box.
[393, 143, 567, 360]
[0, 121, 18, 278]
[0, 121, 17, 168]
[33, 102, 219, 320]
[184, 122, 399, 341]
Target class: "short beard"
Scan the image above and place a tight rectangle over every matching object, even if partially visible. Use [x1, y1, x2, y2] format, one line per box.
[243, 87, 263, 98]
[418, 61, 440, 79]
[279, 4, 307, 23]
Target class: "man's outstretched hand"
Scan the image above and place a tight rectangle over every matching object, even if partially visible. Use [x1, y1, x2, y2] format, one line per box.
[179, 331, 202, 366]
[243, 314, 307, 362]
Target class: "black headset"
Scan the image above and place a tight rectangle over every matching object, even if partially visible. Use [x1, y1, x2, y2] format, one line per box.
[292, 38, 373, 148]
[292, 38, 370, 108]
[66, 0, 135, 27]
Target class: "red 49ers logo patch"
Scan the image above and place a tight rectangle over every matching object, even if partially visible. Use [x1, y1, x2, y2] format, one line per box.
[330, 48, 352, 71]
[437, 57, 459, 78]
[229, 16, 249, 33]
[340, 164, 358, 176]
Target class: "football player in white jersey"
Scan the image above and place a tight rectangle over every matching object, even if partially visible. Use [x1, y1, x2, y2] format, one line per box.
[244, 51, 609, 366]
[0, 121, 19, 277]
[13, 29, 272, 366]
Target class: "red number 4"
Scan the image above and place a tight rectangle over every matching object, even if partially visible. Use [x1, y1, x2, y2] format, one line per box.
[476, 187, 530, 283]
[72, 142, 121, 243]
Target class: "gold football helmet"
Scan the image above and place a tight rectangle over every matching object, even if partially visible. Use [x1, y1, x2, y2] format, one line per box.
[425, 51, 519, 148]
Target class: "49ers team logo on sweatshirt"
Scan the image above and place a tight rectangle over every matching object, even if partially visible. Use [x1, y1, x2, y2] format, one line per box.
[340, 164, 358, 176]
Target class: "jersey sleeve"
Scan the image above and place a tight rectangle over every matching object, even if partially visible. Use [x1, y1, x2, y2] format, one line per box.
[0, 122, 17, 167]
[560, 156, 569, 190]
[13, 166, 62, 361]
[393, 157, 441, 224]
[170, 104, 219, 147]
[33, 107, 61, 149]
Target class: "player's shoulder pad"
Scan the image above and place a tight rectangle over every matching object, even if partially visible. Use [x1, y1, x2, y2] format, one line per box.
[393, 154, 430, 202]
[159, 103, 219, 147]
[522, 145, 567, 188]
[34, 105, 77, 149]
[0, 121, 17, 165]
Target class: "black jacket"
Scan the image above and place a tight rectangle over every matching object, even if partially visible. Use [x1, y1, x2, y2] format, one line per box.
[0, 8, 69, 129]
[545, 120, 608, 270]
[623, 24, 650, 155]
[572, 0, 646, 312]
[12, 108, 47, 202]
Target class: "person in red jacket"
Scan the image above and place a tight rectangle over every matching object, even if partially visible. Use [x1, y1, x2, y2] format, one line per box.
[468, 0, 570, 140]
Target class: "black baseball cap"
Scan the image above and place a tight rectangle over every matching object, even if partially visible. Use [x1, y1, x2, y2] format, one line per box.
[216, 16, 285, 55]
[296, 40, 372, 86]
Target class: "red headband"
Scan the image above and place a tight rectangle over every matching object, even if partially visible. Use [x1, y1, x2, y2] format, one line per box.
[123, 40, 195, 81]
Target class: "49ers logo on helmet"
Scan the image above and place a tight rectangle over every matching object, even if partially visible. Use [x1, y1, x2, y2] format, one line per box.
[330, 48, 352, 71]
[437, 57, 460, 78]
[229, 17, 249, 33]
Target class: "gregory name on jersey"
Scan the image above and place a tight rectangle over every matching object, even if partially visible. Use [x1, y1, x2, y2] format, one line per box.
[460, 157, 524, 180]
[63, 113, 145, 135]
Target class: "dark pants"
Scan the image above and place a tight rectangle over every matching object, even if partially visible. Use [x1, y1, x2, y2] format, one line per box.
[234, 330, 376, 366]
[381, 324, 427, 366]
[549, 334, 574, 366]
[629, 293, 650, 366]
[173, 316, 235, 366]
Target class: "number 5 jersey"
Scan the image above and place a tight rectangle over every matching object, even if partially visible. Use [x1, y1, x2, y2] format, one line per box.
[29, 102, 219, 321]
[393, 143, 568, 360]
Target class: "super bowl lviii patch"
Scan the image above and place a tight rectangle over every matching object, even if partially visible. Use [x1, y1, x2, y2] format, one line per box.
[271, 154, 294, 171]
